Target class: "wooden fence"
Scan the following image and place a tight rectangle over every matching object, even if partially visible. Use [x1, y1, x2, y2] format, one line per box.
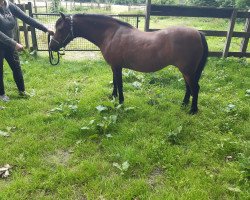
[145, 1, 250, 58]
[16, 2, 250, 58]
[16, 2, 38, 51]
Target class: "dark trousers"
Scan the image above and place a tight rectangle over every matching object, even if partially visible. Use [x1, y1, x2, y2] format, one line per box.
[0, 46, 25, 95]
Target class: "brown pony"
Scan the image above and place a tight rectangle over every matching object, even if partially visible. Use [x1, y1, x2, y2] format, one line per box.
[49, 13, 208, 114]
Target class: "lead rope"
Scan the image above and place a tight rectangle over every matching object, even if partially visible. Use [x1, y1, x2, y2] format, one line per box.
[48, 34, 60, 66]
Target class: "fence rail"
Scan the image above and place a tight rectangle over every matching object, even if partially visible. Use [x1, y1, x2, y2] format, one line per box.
[150, 4, 250, 18]
[145, 1, 250, 58]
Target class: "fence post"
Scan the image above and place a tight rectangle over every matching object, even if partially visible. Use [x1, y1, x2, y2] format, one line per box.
[33, 0, 37, 14]
[28, 2, 38, 51]
[14, 16, 20, 43]
[21, 4, 30, 49]
[45, 0, 48, 13]
[223, 9, 237, 58]
[14, 1, 20, 43]
[136, 15, 139, 28]
[144, 0, 151, 32]
[240, 10, 250, 56]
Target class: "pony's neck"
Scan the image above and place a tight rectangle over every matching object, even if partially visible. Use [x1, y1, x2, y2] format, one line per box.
[73, 15, 119, 48]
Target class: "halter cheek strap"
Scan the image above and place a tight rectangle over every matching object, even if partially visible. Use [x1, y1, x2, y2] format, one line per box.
[70, 15, 74, 37]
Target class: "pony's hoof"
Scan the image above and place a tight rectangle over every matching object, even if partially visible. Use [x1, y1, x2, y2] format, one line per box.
[119, 99, 124, 104]
[189, 108, 198, 115]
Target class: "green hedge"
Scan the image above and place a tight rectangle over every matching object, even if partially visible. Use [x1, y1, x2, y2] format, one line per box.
[70, 0, 249, 9]
[187, 0, 249, 9]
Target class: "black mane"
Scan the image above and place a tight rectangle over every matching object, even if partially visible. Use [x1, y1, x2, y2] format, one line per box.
[74, 14, 134, 28]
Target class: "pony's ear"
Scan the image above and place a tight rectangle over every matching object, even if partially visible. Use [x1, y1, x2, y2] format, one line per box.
[59, 12, 66, 20]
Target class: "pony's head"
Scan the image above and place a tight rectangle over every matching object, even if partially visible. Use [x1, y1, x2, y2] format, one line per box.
[49, 12, 74, 51]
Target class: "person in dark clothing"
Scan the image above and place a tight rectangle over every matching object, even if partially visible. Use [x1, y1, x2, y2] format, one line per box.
[0, 0, 54, 102]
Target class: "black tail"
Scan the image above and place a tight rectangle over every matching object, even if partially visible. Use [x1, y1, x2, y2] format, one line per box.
[196, 32, 208, 81]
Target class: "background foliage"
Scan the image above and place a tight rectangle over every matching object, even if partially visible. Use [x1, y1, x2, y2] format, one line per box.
[67, 0, 249, 9]
[50, 0, 61, 13]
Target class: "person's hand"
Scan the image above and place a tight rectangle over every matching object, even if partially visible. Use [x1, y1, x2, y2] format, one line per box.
[15, 43, 23, 52]
[47, 28, 54, 35]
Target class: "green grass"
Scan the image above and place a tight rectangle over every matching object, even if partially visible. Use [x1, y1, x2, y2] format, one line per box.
[0, 52, 249, 199]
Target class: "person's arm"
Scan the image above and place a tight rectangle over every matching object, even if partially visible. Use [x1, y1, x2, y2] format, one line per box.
[0, 30, 24, 51]
[0, 30, 23, 51]
[9, 2, 48, 33]
[0, 30, 17, 49]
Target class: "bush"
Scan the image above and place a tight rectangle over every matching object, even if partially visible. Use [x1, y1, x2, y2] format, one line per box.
[152, 0, 177, 5]
[74, 6, 89, 12]
[235, 0, 250, 9]
[59, 6, 67, 13]
[216, 0, 235, 7]
[187, 0, 218, 6]
[186, 0, 249, 8]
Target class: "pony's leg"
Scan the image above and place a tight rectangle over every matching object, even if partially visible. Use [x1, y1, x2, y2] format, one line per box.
[188, 78, 200, 114]
[112, 70, 118, 97]
[115, 67, 124, 104]
[182, 80, 191, 106]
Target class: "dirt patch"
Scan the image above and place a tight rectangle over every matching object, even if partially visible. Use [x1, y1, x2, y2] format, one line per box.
[46, 149, 72, 166]
[63, 51, 103, 61]
[148, 167, 165, 188]
[38, 51, 103, 61]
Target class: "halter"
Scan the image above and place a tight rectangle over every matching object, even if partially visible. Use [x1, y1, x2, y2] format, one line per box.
[48, 15, 74, 65]
[48, 34, 60, 65]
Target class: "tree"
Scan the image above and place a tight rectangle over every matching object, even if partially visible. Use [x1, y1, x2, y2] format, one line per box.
[51, 0, 61, 13]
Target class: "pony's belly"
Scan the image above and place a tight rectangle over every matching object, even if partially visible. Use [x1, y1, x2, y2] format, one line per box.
[122, 44, 173, 72]
[125, 62, 168, 73]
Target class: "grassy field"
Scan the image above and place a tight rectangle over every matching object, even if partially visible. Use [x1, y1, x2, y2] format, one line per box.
[0, 51, 249, 199]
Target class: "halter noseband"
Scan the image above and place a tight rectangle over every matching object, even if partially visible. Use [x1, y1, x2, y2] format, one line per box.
[51, 15, 75, 48]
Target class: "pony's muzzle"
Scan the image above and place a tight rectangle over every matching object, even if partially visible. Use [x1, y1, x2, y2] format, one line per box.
[49, 38, 61, 52]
